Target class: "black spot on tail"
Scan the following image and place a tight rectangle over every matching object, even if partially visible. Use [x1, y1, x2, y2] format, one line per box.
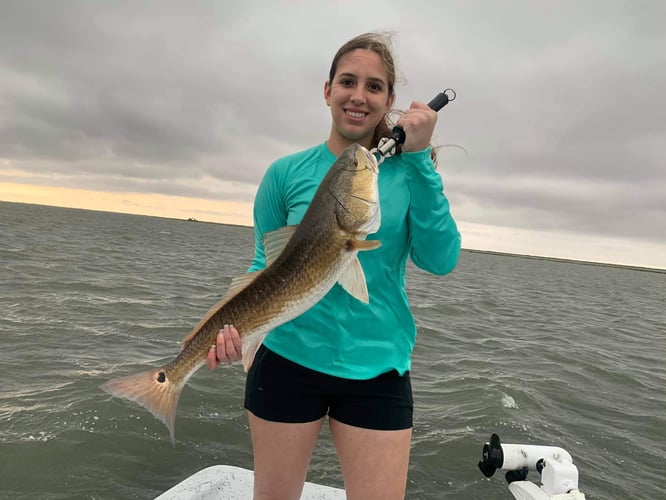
[157, 372, 166, 383]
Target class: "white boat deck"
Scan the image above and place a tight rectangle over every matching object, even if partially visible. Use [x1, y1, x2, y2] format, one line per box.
[155, 465, 345, 500]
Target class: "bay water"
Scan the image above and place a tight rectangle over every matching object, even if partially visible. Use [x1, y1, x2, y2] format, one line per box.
[1, 201, 664, 499]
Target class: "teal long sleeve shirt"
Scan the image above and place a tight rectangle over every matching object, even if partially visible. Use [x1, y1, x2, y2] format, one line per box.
[248, 142, 460, 379]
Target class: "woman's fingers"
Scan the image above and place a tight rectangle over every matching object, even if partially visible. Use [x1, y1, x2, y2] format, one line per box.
[206, 324, 242, 370]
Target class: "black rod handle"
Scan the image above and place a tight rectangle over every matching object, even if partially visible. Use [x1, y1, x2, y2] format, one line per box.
[389, 89, 456, 147]
[427, 88, 456, 111]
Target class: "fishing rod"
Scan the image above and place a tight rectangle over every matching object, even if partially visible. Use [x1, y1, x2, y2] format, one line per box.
[371, 88, 457, 164]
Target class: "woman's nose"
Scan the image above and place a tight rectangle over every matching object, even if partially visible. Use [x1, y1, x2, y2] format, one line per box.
[350, 89, 366, 105]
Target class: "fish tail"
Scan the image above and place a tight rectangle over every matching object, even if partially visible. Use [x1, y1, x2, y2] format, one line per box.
[101, 367, 182, 445]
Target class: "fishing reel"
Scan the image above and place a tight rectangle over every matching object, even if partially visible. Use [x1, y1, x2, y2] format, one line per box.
[372, 89, 456, 164]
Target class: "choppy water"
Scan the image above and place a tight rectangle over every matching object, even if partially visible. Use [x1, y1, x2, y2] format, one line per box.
[1, 200, 664, 499]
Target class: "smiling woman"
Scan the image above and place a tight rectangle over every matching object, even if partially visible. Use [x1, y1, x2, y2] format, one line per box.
[204, 31, 461, 500]
[324, 49, 395, 151]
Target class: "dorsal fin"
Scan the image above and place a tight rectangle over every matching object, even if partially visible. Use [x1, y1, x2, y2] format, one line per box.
[264, 225, 297, 266]
[180, 271, 262, 349]
[227, 271, 261, 296]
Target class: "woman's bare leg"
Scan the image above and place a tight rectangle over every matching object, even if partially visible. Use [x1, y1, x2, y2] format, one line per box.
[329, 417, 412, 500]
[249, 412, 325, 500]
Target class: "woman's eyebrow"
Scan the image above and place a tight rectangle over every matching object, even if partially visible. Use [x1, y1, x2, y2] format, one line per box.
[337, 72, 386, 85]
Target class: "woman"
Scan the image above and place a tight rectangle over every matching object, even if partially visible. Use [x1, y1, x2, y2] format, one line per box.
[207, 32, 460, 500]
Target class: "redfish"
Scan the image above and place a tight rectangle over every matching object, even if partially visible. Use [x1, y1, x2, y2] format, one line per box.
[101, 143, 381, 443]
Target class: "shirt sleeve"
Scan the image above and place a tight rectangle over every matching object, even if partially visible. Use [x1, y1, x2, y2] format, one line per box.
[403, 147, 461, 275]
[248, 162, 288, 273]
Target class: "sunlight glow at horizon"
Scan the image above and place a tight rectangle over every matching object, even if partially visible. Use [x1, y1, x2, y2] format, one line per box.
[0, 182, 254, 227]
[2, 182, 664, 270]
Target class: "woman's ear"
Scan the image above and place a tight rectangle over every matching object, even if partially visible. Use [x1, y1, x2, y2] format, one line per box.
[386, 92, 395, 111]
[324, 81, 332, 107]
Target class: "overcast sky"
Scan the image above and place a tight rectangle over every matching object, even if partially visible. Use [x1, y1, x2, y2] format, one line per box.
[1, 0, 664, 268]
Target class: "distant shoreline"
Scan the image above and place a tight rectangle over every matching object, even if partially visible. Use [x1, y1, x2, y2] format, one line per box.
[3, 199, 664, 273]
[461, 248, 666, 274]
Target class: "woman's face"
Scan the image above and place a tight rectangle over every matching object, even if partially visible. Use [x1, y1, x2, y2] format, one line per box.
[324, 48, 394, 150]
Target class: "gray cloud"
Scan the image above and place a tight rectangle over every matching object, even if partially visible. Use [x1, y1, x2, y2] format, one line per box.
[1, 0, 665, 260]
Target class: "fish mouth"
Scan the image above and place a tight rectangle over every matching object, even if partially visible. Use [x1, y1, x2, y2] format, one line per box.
[362, 147, 379, 174]
[348, 146, 380, 205]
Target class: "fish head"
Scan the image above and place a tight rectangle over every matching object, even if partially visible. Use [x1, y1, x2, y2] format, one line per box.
[329, 143, 381, 236]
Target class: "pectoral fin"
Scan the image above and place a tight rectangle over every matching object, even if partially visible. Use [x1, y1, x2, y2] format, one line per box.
[338, 256, 370, 304]
[348, 239, 381, 251]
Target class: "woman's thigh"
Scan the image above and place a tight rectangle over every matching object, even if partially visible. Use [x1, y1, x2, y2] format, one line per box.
[329, 417, 412, 500]
[249, 412, 325, 500]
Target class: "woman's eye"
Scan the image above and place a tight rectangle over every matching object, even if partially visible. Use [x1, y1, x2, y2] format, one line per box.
[340, 79, 354, 87]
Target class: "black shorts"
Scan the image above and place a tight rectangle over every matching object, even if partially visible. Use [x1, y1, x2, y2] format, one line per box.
[244, 345, 413, 430]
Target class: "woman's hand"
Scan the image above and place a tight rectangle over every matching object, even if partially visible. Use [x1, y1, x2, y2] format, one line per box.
[206, 324, 243, 370]
[397, 100, 438, 153]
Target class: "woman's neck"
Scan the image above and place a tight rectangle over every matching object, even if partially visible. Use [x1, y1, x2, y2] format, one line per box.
[325, 129, 372, 157]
